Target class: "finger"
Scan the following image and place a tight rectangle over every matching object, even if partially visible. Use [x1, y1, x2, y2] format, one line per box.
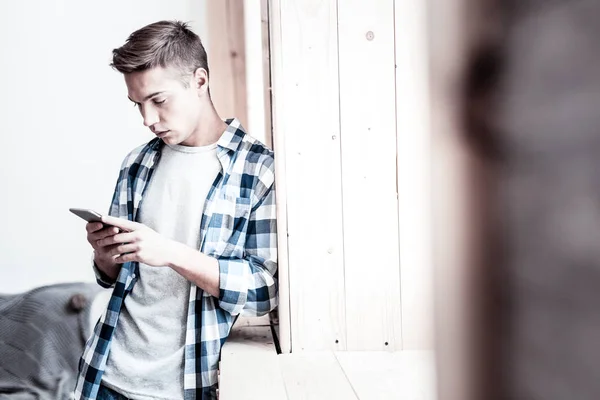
[108, 243, 139, 258]
[96, 231, 138, 248]
[90, 226, 120, 242]
[115, 253, 137, 264]
[96, 243, 121, 255]
[101, 215, 140, 232]
[112, 231, 139, 244]
[86, 222, 104, 233]
[95, 239, 122, 255]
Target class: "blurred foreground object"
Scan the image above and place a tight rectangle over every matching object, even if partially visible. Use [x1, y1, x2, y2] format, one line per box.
[495, 1, 600, 399]
[432, 0, 600, 399]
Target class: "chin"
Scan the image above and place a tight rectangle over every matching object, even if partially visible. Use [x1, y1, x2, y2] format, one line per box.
[161, 134, 179, 144]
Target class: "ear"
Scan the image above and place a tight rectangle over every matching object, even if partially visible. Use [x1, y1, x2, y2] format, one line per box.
[193, 67, 209, 95]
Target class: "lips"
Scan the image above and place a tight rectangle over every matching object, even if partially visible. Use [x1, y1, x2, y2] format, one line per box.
[155, 130, 170, 137]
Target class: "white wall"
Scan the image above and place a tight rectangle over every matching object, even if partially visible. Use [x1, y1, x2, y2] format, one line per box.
[0, 1, 207, 293]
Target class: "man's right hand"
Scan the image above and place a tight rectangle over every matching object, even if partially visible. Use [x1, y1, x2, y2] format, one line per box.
[86, 222, 122, 281]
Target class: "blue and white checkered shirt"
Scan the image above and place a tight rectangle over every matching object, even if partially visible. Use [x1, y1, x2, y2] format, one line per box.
[74, 119, 278, 400]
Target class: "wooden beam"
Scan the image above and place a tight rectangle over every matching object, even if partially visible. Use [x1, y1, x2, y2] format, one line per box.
[261, 0, 272, 149]
[395, 0, 435, 350]
[268, 0, 292, 354]
[269, 0, 348, 352]
[243, 0, 270, 147]
[206, 0, 248, 128]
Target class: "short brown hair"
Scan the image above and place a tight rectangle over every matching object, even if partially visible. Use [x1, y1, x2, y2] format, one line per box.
[111, 20, 209, 85]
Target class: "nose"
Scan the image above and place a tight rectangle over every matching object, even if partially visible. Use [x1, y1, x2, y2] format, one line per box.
[141, 106, 159, 127]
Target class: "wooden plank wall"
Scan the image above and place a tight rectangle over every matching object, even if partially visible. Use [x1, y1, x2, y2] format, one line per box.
[337, 0, 402, 351]
[271, 0, 433, 352]
[271, 0, 348, 352]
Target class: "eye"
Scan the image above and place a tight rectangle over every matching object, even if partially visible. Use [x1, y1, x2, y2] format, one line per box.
[153, 98, 166, 106]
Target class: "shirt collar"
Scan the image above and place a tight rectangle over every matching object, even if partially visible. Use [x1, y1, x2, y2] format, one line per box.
[147, 118, 246, 168]
[216, 118, 246, 153]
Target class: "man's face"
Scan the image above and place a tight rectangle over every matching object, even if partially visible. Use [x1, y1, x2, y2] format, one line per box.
[125, 66, 203, 146]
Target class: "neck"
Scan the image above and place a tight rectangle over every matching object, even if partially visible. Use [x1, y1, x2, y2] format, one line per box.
[181, 102, 228, 147]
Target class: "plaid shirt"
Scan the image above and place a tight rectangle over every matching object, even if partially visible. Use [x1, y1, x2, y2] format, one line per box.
[74, 119, 278, 400]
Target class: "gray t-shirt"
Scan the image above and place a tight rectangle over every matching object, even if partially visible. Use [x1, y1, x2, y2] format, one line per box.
[102, 142, 220, 400]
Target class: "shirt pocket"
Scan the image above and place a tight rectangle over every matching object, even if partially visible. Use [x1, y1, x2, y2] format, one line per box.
[212, 195, 252, 258]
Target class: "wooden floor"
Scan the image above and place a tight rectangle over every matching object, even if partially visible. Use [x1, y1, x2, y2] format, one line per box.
[219, 317, 437, 400]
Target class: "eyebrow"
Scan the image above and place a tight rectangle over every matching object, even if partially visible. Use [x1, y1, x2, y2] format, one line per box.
[128, 91, 165, 103]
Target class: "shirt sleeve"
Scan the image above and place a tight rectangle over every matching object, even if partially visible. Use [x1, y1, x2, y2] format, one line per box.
[91, 157, 129, 289]
[92, 258, 117, 288]
[217, 178, 278, 317]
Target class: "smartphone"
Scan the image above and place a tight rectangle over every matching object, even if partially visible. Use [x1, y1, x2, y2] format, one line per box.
[69, 208, 104, 223]
[69, 208, 121, 231]
[70, 208, 128, 233]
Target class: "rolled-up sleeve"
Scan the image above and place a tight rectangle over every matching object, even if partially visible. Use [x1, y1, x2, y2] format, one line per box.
[217, 180, 278, 316]
[92, 259, 117, 288]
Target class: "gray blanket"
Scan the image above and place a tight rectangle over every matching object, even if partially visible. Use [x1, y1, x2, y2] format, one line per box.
[0, 282, 101, 400]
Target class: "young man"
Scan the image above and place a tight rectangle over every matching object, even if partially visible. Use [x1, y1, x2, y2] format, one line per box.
[74, 21, 278, 400]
